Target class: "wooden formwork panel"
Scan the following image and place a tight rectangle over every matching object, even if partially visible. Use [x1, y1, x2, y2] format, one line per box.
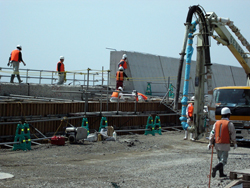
[0, 101, 179, 138]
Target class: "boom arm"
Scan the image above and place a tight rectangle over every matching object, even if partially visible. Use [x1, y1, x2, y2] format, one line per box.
[207, 12, 250, 77]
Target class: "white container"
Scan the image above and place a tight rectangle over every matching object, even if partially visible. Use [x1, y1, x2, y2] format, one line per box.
[113, 131, 117, 140]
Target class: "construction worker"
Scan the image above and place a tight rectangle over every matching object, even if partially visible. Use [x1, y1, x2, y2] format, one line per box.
[110, 87, 124, 102]
[57, 56, 65, 85]
[208, 107, 237, 178]
[8, 45, 26, 83]
[184, 96, 195, 141]
[132, 90, 148, 102]
[118, 54, 128, 70]
[116, 66, 128, 89]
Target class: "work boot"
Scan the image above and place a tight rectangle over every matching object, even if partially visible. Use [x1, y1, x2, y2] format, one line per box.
[219, 166, 227, 177]
[10, 74, 15, 83]
[190, 133, 195, 141]
[212, 163, 223, 178]
[17, 75, 23, 83]
[184, 131, 188, 140]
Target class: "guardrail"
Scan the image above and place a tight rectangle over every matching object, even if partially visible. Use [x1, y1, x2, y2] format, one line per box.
[0, 67, 110, 86]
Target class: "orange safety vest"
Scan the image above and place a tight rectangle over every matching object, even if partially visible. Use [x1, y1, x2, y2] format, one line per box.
[11, 49, 20, 62]
[136, 93, 148, 101]
[188, 103, 194, 117]
[111, 91, 120, 98]
[57, 62, 65, 72]
[215, 120, 230, 144]
[118, 59, 127, 70]
[116, 71, 124, 81]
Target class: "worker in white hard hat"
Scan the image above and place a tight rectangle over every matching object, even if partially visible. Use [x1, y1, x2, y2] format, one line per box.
[208, 107, 236, 178]
[8, 45, 26, 83]
[57, 56, 66, 85]
[118, 54, 128, 70]
[110, 86, 125, 102]
[132, 90, 148, 102]
[184, 96, 195, 141]
[116, 66, 129, 90]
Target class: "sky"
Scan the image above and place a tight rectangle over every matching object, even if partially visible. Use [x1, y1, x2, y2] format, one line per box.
[1, 0, 250, 75]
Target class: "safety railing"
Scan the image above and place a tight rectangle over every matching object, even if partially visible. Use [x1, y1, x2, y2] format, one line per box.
[0, 67, 110, 86]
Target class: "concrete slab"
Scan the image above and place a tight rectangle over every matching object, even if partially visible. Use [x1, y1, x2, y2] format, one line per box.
[0, 172, 14, 180]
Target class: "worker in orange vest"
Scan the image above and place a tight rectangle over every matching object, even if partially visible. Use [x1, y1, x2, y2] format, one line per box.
[110, 87, 124, 102]
[208, 107, 236, 178]
[184, 96, 195, 140]
[116, 66, 128, 89]
[57, 56, 65, 85]
[8, 45, 26, 83]
[132, 90, 148, 102]
[118, 54, 128, 70]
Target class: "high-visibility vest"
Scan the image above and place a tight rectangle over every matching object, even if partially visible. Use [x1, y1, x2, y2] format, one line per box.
[11, 49, 20, 62]
[118, 59, 127, 69]
[116, 71, 124, 81]
[136, 93, 148, 101]
[111, 91, 119, 98]
[188, 103, 194, 117]
[57, 62, 65, 72]
[215, 120, 230, 144]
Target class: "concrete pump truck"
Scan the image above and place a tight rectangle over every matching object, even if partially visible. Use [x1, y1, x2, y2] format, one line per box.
[176, 5, 250, 142]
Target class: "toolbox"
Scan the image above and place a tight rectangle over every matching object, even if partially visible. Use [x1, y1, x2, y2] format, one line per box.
[51, 136, 65, 146]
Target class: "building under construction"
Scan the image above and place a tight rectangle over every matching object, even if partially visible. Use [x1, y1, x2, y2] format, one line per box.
[0, 51, 246, 143]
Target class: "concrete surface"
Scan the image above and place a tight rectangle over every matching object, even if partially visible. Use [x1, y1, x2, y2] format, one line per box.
[110, 51, 246, 96]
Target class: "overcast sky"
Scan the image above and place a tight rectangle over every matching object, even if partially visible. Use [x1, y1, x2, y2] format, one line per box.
[1, 0, 250, 74]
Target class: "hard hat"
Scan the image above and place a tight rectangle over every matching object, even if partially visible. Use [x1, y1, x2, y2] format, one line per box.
[119, 66, 124, 71]
[191, 96, 195, 101]
[118, 87, 123, 91]
[17, 44, 22, 50]
[122, 54, 127, 60]
[221, 107, 231, 115]
[60, 56, 64, 60]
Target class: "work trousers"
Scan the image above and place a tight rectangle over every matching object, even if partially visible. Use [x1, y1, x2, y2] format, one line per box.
[116, 81, 123, 89]
[216, 150, 229, 166]
[11, 61, 20, 75]
[57, 73, 65, 85]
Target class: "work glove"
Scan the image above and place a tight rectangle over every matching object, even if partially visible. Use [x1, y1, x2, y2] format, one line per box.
[7, 62, 10, 66]
[234, 144, 237, 150]
[207, 144, 212, 150]
[127, 78, 129, 81]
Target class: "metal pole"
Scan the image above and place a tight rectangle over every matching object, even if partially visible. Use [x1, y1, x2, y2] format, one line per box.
[84, 74, 86, 86]
[134, 90, 137, 114]
[116, 90, 120, 115]
[167, 76, 170, 102]
[102, 66, 104, 86]
[39, 71, 42, 84]
[73, 73, 75, 86]
[84, 90, 89, 116]
[87, 68, 90, 90]
[26, 69, 29, 83]
[93, 74, 95, 86]
[51, 72, 54, 84]
[107, 70, 110, 111]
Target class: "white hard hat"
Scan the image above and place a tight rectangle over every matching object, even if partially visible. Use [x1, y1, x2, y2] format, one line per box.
[119, 66, 124, 71]
[17, 44, 22, 50]
[221, 107, 231, 115]
[191, 96, 195, 101]
[122, 54, 127, 60]
[60, 56, 64, 60]
[118, 87, 123, 91]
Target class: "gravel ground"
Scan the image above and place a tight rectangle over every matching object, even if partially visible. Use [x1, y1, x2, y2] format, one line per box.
[0, 131, 250, 188]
